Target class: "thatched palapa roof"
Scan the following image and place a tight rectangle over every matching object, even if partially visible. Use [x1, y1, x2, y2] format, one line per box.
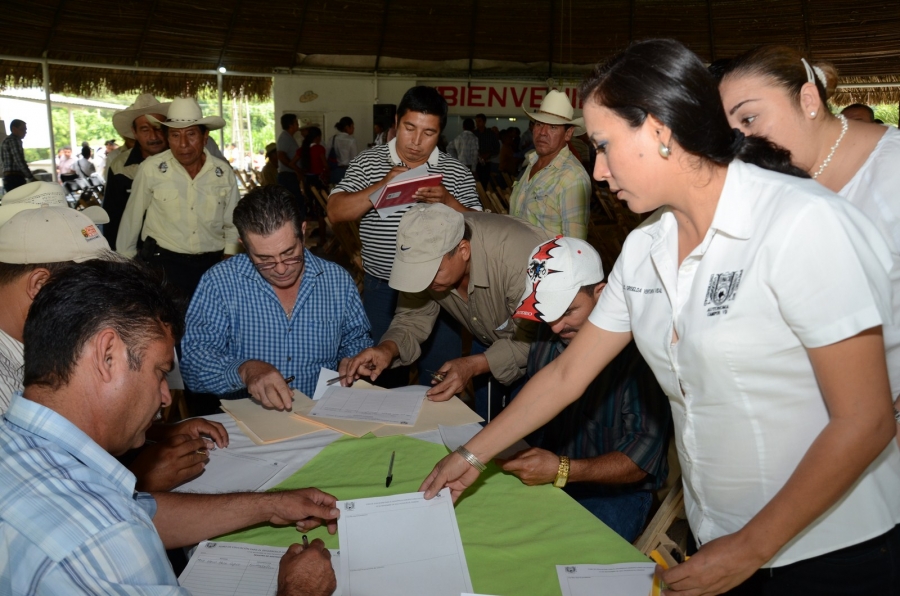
[0, 0, 898, 104]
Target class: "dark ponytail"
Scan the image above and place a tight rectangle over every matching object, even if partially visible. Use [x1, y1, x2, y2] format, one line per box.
[579, 39, 806, 179]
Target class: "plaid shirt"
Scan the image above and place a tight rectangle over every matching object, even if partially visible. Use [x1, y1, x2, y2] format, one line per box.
[0, 394, 185, 594]
[527, 333, 670, 492]
[0, 134, 34, 180]
[449, 130, 479, 172]
[509, 145, 591, 240]
[181, 250, 373, 397]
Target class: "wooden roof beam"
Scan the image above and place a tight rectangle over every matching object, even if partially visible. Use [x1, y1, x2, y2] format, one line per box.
[290, 0, 311, 69]
[217, 0, 244, 70]
[467, 0, 478, 80]
[800, 0, 812, 58]
[42, 0, 68, 57]
[706, 0, 716, 62]
[133, 0, 160, 64]
[374, 0, 392, 72]
[547, 0, 555, 79]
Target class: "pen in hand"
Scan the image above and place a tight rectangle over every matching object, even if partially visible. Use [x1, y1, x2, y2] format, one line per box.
[386, 451, 395, 488]
[302, 534, 309, 548]
[284, 376, 295, 384]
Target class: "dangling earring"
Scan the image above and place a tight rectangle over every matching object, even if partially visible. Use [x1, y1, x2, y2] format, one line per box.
[810, 111, 817, 117]
[658, 142, 671, 158]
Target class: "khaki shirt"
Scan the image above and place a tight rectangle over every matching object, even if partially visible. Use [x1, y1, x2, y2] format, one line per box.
[116, 148, 240, 258]
[381, 213, 552, 385]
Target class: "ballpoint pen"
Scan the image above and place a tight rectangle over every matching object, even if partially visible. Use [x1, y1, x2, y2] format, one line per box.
[424, 369, 446, 383]
[284, 375, 295, 384]
[386, 451, 395, 487]
[302, 534, 309, 548]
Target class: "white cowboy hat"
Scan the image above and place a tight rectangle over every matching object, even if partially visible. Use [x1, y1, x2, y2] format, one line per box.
[146, 97, 226, 131]
[112, 93, 171, 139]
[523, 90, 585, 135]
[0, 181, 109, 228]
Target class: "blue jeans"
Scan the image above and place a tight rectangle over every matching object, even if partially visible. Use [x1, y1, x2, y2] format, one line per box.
[562, 485, 653, 543]
[470, 339, 524, 422]
[363, 273, 461, 387]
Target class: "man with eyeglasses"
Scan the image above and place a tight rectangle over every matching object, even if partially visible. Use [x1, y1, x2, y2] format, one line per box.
[180, 185, 372, 411]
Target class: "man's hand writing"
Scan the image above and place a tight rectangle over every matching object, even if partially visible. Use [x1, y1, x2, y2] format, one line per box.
[276, 540, 336, 596]
[339, 344, 396, 386]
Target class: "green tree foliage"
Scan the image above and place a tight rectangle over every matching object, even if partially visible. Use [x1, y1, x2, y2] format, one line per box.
[873, 104, 898, 126]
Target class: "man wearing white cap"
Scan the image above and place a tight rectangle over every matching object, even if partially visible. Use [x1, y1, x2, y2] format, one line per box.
[104, 93, 171, 250]
[341, 203, 550, 419]
[117, 97, 240, 299]
[508, 90, 591, 240]
[499, 237, 671, 542]
[0, 204, 111, 412]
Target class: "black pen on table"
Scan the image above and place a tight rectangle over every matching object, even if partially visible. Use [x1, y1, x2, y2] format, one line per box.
[386, 451, 395, 487]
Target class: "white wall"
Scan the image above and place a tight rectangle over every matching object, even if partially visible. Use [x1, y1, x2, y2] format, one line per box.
[274, 74, 415, 147]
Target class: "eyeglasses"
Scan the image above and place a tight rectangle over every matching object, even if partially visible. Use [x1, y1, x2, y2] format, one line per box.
[251, 255, 304, 272]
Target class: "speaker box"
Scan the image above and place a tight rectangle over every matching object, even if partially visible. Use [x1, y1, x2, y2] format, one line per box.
[373, 104, 397, 127]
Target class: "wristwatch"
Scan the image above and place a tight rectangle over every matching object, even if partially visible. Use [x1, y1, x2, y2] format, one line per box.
[553, 455, 570, 488]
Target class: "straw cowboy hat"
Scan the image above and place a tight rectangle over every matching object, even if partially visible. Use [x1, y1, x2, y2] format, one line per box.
[112, 93, 171, 139]
[146, 97, 226, 131]
[0, 181, 109, 227]
[523, 89, 585, 135]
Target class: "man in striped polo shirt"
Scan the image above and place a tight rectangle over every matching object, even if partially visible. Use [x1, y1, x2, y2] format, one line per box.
[328, 86, 482, 384]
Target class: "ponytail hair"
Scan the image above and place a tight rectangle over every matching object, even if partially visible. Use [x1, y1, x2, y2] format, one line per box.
[579, 39, 807, 178]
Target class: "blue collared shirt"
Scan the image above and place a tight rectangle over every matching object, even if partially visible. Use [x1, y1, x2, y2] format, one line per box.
[0, 393, 185, 594]
[181, 249, 373, 396]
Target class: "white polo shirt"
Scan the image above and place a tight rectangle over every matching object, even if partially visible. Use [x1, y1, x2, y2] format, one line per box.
[589, 160, 900, 567]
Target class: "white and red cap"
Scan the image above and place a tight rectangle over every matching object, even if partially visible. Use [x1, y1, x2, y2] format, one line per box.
[513, 236, 603, 323]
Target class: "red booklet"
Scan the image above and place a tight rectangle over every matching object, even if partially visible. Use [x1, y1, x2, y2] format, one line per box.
[368, 168, 443, 217]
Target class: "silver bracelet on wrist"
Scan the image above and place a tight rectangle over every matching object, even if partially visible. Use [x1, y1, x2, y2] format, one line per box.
[455, 446, 487, 472]
[894, 406, 900, 424]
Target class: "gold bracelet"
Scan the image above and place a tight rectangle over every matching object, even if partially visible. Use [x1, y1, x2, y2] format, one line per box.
[455, 446, 487, 472]
[553, 455, 570, 488]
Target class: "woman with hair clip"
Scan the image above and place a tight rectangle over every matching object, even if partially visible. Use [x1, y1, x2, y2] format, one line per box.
[719, 46, 900, 447]
[419, 39, 900, 595]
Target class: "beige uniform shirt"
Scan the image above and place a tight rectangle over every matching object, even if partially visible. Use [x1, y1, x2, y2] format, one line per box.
[381, 213, 551, 384]
[116, 148, 240, 258]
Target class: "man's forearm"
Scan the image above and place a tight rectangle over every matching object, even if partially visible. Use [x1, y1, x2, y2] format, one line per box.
[568, 452, 648, 485]
[152, 492, 275, 548]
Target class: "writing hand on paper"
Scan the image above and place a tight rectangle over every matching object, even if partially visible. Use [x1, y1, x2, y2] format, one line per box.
[496, 447, 559, 485]
[151, 418, 229, 448]
[426, 354, 488, 402]
[130, 435, 210, 492]
[269, 488, 341, 535]
[239, 360, 293, 411]
[339, 344, 395, 386]
[659, 531, 765, 596]
[420, 451, 482, 502]
[413, 183, 453, 205]
[380, 165, 409, 187]
[277, 540, 336, 596]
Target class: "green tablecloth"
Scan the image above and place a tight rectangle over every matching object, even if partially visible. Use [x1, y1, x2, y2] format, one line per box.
[219, 434, 648, 596]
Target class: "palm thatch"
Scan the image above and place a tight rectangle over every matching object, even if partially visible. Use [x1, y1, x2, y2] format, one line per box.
[0, 0, 897, 103]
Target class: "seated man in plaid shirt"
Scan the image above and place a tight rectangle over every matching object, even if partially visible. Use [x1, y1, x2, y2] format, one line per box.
[500, 237, 671, 542]
[181, 186, 372, 411]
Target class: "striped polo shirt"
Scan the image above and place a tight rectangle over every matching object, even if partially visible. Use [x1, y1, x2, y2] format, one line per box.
[331, 138, 482, 280]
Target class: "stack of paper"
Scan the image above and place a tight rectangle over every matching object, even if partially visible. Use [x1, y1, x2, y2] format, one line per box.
[337, 488, 473, 596]
[310, 385, 428, 426]
[220, 398, 327, 445]
[556, 563, 656, 596]
[179, 541, 342, 596]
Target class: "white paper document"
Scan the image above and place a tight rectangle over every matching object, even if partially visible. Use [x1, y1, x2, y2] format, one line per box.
[313, 367, 340, 400]
[311, 385, 426, 426]
[174, 449, 286, 494]
[337, 488, 473, 596]
[556, 563, 656, 596]
[179, 541, 342, 596]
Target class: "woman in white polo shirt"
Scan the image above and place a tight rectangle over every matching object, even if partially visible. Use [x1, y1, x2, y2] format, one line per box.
[421, 39, 900, 595]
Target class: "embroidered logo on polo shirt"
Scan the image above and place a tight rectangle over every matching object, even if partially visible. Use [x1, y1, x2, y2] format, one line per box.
[704, 270, 743, 316]
[158, 161, 168, 173]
